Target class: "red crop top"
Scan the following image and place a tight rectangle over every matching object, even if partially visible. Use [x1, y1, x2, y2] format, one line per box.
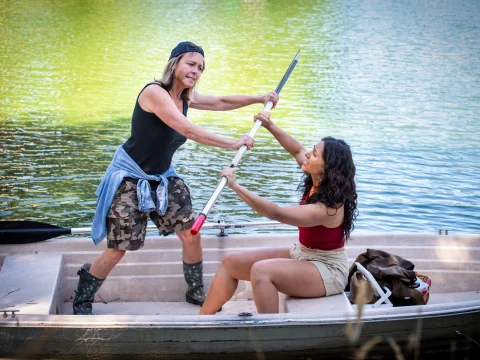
[298, 194, 344, 250]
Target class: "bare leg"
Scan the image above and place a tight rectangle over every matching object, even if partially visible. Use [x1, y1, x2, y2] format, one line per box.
[90, 248, 126, 279]
[73, 248, 125, 315]
[177, 228, 202, 263]
[177, 229, 205, 305]
[251, 259, 327, 314]
[199, 247, 290, 315]
[199, 264, 238, 314]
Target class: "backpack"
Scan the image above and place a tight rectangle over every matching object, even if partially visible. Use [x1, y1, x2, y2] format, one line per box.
[345, 249, 431, 306]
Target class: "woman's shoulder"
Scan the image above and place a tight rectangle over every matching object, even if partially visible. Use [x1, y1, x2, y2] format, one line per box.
[306, 196, 344, 217]
[143, 81, 167, 92]
[140, 82, 169, 100]
[137, 82, 171, 112]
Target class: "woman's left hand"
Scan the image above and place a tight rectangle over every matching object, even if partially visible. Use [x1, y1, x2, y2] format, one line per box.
[221, 167, 237, 188]
[254, 111, 271, 128]
[262, 91, 279, 108]
[232, 134, 254, 150]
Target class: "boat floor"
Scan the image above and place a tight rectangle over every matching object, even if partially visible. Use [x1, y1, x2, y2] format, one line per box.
[58, 291, 480, 316]
[60, 299, 256, 316]
[2, 233, 480, 318]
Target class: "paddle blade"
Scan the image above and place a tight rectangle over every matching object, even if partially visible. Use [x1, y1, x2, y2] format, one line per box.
[0, 221, 72, 244]
[190, 214, 206, 235]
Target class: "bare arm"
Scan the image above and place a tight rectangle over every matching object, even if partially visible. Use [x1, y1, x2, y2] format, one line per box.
[190, 91, 279, 111]
[139, 85, 252, 149]
[255, 112, 307, 167]
[221, 168, 333, 227]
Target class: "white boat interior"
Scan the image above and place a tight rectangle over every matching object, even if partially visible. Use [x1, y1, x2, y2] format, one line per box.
[1, 230, 479, 319]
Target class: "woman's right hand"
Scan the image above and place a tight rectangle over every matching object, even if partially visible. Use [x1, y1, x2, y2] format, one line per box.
[254, 111, 272, 129]
[232, 134, 254, 150]
[221, 167, 237, 188]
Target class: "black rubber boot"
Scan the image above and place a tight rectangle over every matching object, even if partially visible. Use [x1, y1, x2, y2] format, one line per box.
[183, 260, 206, 306]
[73, 263, 105, 315]
[183, 260, 222, 312]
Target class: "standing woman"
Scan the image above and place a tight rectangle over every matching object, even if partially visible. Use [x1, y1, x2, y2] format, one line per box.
[73, 41, 279, 315]
[200, 111, 358, 314]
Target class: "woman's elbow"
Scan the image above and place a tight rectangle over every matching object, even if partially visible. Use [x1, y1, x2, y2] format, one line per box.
[214, 99, 230, 111]
[265, 207, 282, 222]
[183, 126, 198, 141]
[268, 209, 303, 227]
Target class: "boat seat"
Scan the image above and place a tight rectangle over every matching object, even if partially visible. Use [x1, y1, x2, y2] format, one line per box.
[0, 253, 63, 315]
[279, 292, 353, 314]
[279, 261, 395, 314]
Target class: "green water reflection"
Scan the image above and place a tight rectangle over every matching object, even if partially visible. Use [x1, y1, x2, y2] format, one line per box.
[1, 0, 479, 233]
[1, 0, 326, 126]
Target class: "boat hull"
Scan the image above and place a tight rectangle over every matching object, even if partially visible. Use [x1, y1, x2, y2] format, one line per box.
[1, 232, 479, 358]
[1, 310, 479, 359]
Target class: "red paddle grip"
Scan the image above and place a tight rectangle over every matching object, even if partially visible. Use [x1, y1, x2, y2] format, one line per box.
[190, 214, 206, 235]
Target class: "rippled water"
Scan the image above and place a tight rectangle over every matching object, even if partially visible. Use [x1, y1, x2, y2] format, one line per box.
[1, 0, 479, 235]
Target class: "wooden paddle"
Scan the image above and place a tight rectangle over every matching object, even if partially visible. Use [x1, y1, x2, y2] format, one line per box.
[190, 50, 300, 235]
[0, 220, 284, 244]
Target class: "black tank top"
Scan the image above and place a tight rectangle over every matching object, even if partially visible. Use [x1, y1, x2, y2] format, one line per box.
[123, 82, 188, 174]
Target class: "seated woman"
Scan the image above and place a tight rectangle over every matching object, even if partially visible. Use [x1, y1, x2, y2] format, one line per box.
[199, 111, 358, 314]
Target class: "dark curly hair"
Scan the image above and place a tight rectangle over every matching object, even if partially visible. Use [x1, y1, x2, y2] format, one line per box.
[298, 136, 358, 240]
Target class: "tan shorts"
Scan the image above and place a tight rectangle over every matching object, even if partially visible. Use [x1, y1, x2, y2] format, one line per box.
[289, 243, 349, 296]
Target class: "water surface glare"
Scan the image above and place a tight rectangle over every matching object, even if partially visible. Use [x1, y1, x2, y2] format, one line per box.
[0, 0, 479, 235]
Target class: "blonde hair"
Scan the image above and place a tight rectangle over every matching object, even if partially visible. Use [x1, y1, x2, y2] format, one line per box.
[155, 52, 205, 102]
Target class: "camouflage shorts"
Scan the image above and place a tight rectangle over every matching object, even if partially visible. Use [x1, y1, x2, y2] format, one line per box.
[106, 177, 196, 251]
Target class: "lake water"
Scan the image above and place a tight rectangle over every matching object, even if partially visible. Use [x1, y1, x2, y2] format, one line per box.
[1, 0, 479, 235]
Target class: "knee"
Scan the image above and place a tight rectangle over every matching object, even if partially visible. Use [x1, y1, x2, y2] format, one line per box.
[221, 252, 241, 273]
[178, 230, 201, 247]
[104, 248, 126, 264]
[250, 261, 271, 285]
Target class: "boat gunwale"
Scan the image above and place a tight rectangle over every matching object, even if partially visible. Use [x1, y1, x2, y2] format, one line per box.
[1, 300, 479, 329]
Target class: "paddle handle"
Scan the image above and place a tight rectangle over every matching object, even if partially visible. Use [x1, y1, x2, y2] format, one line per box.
[231, 100, 274, 166]
[190, 214, 206, 235]
[191, 177, 227, 235]
[191, 50, 300, 235]
[190, 100, 274, 236]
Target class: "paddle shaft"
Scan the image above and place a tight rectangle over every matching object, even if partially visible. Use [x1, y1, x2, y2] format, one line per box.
[191, 50, 300, 235]
[191, 102, 273, 234]
[0, 220, 285, 244]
